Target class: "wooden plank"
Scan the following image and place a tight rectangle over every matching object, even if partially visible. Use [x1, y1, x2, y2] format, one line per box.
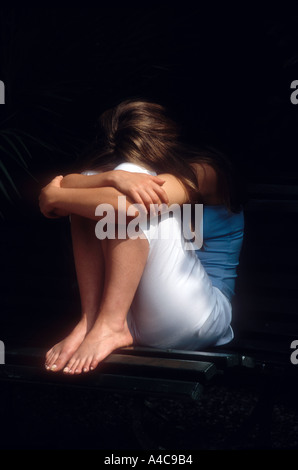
[229, 335, 295, 361]
[0, 364, 203, 400]
[5, 347, 218, 382]
[104, 354, 217, 382]
[107, 353, 214, 371]
[119, 346, 241, 368]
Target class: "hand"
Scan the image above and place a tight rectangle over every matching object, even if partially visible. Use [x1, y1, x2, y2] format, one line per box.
[39, 175, 69, 218]
[112, 171, 169, 213]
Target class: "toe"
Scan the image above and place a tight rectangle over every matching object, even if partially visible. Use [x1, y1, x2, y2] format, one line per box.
[74, 359, 85, 374]
[45, 348, 53, 363]
[45, 349, 55, 368]
[82, 356, 93, 373]
[63, 356, 77, 374]
[46, 351, 60, 371]
[90, 356, 100, 371]
[52, 350, 73, 372]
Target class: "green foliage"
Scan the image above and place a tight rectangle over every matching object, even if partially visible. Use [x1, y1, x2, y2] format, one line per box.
[0, 6, 176, 217]
[0, 8, 101, 215]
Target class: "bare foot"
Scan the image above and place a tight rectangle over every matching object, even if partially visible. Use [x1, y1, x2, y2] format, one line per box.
[45, 318, 89, 372]
[63, 319, 133, 375]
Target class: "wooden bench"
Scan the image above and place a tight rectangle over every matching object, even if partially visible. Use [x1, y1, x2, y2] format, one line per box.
[1, 176, 298, 448]
[0, 346, 242, 400]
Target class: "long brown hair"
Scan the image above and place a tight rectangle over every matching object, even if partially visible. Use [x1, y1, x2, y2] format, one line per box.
[81, 98, 240, 211]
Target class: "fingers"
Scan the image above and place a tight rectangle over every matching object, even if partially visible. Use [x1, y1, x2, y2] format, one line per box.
[129, 179, 169, 211]
[138, 189, 158, 214]
[151, 183, 169, 204]
[146, 176, 168, 202]
[151, 175, 166, 185]
[130, 188, 167, 214]
[39, 175, 64, 218]
[50, 175, 63, 187]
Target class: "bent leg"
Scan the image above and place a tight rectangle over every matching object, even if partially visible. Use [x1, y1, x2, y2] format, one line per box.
[64, 235, 149, 374]
[45, 215, 105, 371]
[128, 212, 225, 349]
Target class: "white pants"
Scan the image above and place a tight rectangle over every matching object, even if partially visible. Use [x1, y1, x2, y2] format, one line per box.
[125, 195, 233, 350]
[87, 162, 233, 350]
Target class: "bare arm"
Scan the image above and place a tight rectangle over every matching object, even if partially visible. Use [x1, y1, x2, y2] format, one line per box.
[61, 171, 169, 209]
[39, 178, 134, 220]
[60, 172, 115, 189]
[39, 172, 186, 220]
[39, 163, 219, 220]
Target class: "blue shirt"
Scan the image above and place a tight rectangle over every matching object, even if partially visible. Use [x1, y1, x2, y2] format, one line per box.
[195, 206, 244, 302]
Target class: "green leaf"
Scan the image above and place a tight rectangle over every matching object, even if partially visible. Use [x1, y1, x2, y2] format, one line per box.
[0, 179, 14, 203]
[16, 130, 72, 156]
[0, 159, 21, 197]
[2, 129, 32, 159]
[0, 132, 28, 168]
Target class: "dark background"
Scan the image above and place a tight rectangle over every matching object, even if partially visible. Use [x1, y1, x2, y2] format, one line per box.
[1, 4, 298, 450]
[1, 5, 298, 198]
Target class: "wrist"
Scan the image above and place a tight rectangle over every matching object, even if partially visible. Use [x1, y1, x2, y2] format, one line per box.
[39, 184, 63, 218]
[60, 174, 72, 188]
[106, 170, 120, 189]
[47, 186, 61, 211]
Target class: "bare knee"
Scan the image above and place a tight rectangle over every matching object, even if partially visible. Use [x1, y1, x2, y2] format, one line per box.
[101, 233, 149, 257]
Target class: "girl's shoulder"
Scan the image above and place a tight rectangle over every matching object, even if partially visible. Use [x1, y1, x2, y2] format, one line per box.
[190, 162, 221, 205]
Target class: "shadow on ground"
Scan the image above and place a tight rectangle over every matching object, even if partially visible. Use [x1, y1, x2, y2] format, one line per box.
[1, 376, 298, 450]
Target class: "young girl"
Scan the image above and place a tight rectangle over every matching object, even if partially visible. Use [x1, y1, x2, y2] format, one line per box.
[39, 99, 244, 375]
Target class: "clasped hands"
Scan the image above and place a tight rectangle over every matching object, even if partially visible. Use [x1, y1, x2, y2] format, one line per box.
[39, 170, 169, 219]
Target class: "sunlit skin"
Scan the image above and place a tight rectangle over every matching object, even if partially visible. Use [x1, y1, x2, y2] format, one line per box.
[40, 163, 219, 374]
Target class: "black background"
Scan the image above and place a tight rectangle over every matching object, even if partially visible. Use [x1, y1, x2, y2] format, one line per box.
[1, 3, 298, 450]
[1, 4, 298, 198]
